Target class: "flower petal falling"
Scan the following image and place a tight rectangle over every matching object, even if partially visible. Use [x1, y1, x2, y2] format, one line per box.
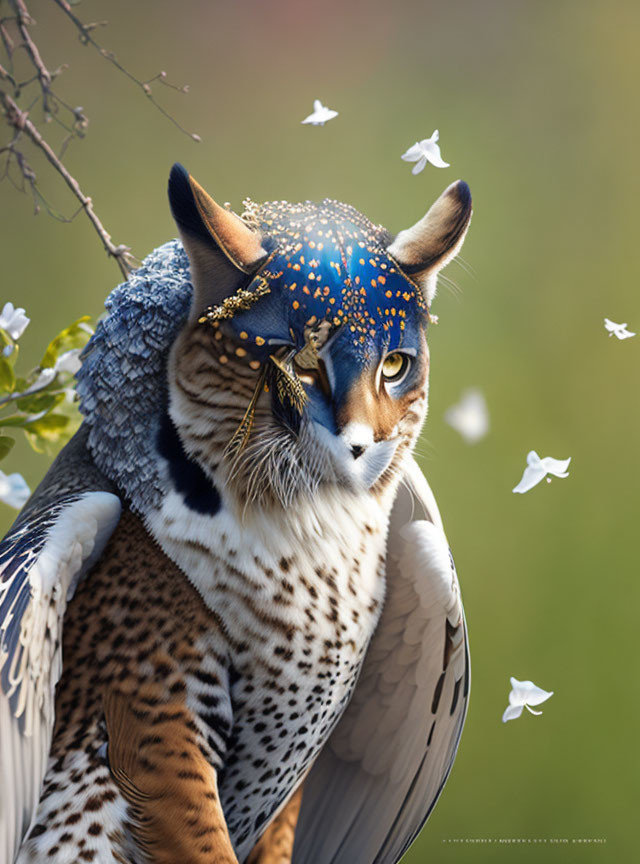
[502, 677, 553, 723]
[0, 469, 31, 510]
[401, 130, 450, 174]
[513, 450, 571, 493]
[604, 318, 635, 340]
[444, 388, 489, 443]
[301, 99, 339, 126]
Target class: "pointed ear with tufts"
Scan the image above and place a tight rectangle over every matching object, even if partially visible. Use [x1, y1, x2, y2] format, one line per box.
[387, 180, 472, 306]
[168, 163, 268, 319]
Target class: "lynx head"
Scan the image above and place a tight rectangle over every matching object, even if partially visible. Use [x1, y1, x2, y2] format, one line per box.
[167, 164, 471, 509]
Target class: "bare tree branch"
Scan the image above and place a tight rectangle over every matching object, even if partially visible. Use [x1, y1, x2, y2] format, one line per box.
[50, 0, 200, 142]
[1, 90, 135, 277]
[0, 0, 199, 277]
[11, 0, 52, 110]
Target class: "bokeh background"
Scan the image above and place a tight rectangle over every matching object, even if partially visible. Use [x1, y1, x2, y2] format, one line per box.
[1, 0, 638, 860]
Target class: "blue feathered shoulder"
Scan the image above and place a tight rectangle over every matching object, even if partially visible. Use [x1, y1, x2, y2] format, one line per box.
[76, 240, 192, 512]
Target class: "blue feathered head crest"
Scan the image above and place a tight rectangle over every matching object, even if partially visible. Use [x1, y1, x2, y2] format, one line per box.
[168, 164, 471, 364]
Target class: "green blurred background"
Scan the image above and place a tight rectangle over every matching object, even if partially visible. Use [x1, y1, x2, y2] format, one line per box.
[1, 0, 638, 860]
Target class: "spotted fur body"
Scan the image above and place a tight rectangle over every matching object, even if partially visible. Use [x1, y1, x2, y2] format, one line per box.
[3, 166, 472, 864]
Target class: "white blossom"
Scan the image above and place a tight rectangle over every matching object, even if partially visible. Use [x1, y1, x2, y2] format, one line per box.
[301, 100, 338, 126]
[604, 318, 635, 340]
[0, 470, 31, 510]
[401, 130, 450, 174]
[502, 677, 553, 722]
[444, 389, 489, 443]
[54, 349, 82, 375]
[512, 450, 570, 494]
[0, 302, 30, 341]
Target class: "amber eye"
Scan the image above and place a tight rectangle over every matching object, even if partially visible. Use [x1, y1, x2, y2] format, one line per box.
[381, 352, 410, 383]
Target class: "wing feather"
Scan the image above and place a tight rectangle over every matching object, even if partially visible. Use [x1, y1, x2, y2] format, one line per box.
[0, 430, 121, 862]
[293, 457, 469, 864]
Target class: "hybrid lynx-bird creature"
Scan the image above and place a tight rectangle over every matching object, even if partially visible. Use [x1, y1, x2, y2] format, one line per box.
[0, 164, 472, 864]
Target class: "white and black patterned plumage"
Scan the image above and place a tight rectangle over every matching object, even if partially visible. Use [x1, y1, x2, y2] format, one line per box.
[0, 433, 121, 861]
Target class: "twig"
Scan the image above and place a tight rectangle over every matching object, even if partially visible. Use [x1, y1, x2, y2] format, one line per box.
[0, 90, 135, 278]
[10, 0, 52, 111]
[51, 0, 200, 142]
[0, 17, 15, 67]
[0, 0, 197, 277]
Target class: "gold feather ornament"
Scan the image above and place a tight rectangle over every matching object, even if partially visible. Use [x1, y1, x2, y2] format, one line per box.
[223, 364, 269, 461]
[223, 351, 309, 463]
[198, 275, 272, 324]
[270, 353, 309, 415]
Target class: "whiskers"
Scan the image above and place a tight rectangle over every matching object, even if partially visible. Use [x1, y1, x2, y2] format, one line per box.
[437, 272, 463, 300]
[223, 416, 339, 512]
[436, 255, 476, 301]
[453, 253, 476, 280]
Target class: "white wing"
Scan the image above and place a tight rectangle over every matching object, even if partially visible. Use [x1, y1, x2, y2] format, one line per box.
[0, 439, 120, 862]
[293, 457, 469, 864]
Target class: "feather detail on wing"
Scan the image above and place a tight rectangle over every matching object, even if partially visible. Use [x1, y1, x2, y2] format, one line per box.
[0, 434, 121, 863]
[292, 457, 469, 864]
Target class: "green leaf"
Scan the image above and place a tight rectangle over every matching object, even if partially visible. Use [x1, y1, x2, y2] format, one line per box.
[0, 328, 13, 353]
[15, 392, 65, 414]
[0, 435, 15, 460]
[24, 413, 71, 454]
[13, 376, 28, 392]
[24, 413, 70, 436]
[40, 317, 92, 369]
[0, 410, 69, 430]
[0, 416, 28, 428]
[0, 358, 15, 394]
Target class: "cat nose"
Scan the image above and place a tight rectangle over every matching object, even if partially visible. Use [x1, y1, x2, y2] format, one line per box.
[341, 422, 374, 460]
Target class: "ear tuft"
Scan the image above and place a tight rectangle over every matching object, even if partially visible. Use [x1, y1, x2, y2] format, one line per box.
[388, 180, 472, 304]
